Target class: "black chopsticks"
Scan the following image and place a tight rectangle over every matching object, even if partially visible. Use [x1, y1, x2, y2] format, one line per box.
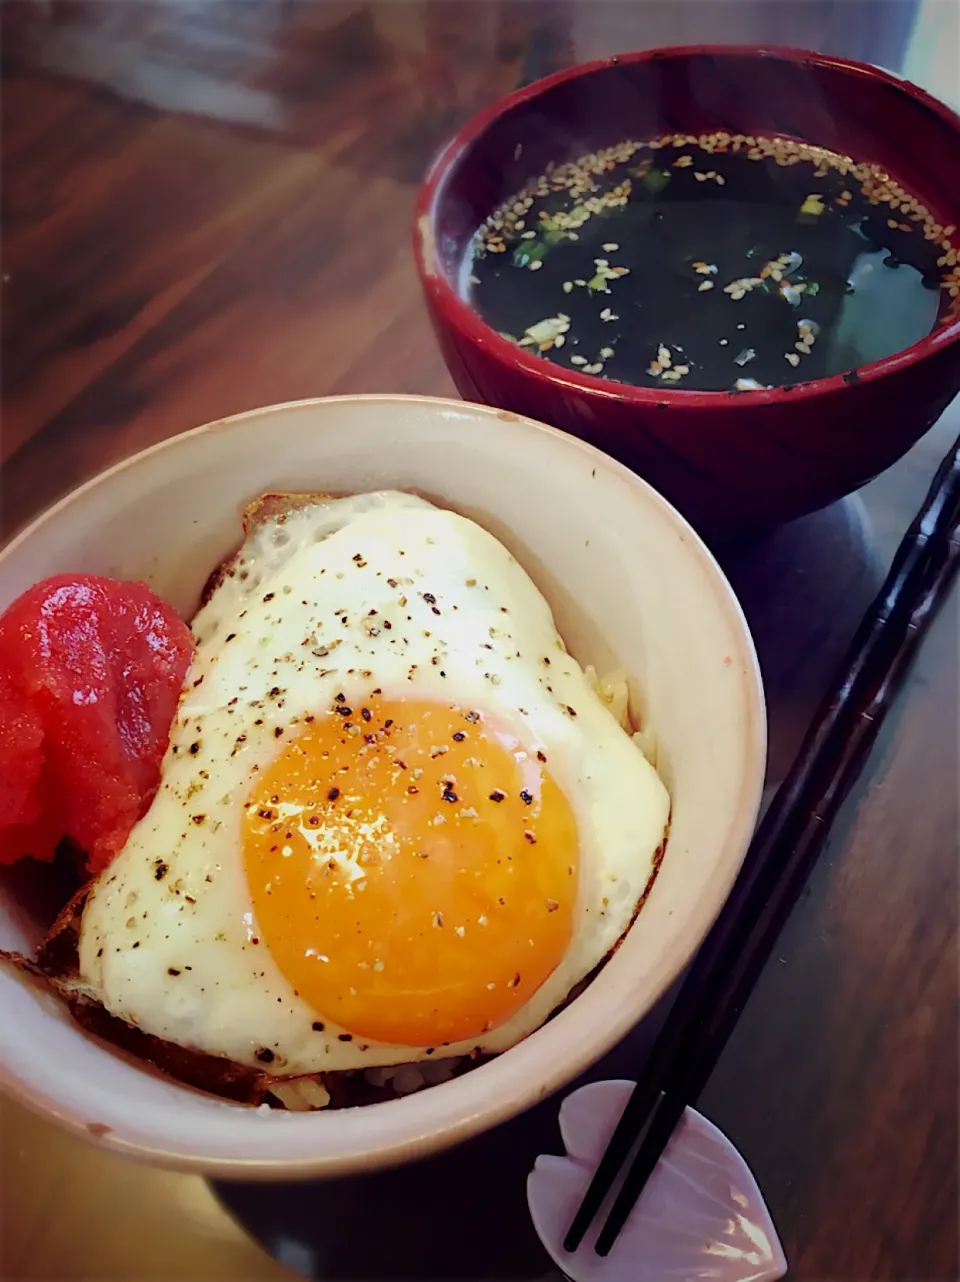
[564, 430, 960, 1258]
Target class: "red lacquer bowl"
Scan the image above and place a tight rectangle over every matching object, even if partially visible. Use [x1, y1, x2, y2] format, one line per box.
[414, 46, 960, 541]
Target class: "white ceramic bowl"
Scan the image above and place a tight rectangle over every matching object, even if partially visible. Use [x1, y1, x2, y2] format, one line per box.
[0, 395, 765, 1178]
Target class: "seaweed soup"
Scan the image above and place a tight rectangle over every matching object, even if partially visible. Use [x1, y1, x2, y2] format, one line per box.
[464, 132, 957, 392]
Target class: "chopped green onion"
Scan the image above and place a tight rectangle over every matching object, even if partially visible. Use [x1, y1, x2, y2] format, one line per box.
[642, 168, 671, 193]
[512, 239, 549, 267]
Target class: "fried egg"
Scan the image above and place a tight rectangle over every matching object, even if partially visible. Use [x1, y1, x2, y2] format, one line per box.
[77, 493, 670, 1077]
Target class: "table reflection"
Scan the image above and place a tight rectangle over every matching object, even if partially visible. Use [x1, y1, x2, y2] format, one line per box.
[719, 495, 885, 788]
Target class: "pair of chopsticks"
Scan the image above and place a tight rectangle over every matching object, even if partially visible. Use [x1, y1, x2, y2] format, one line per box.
[565, 430, 960, 1258]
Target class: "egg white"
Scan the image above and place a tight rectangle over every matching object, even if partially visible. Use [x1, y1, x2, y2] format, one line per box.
[77, 493, 669, 1076]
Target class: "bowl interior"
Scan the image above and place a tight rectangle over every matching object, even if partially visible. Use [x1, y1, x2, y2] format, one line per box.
[429, 48, 960, 290]
[0, 396, 764, 1175]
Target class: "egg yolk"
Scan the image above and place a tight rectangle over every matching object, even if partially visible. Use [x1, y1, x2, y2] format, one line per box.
[243, 696, 579, 1047]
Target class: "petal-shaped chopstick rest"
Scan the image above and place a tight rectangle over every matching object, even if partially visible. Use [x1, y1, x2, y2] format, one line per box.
[527, 1079, 787, 1281]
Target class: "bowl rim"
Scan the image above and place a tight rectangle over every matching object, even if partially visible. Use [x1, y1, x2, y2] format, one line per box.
[414, 43, 960, 409]
[0, 394, 767, 1177]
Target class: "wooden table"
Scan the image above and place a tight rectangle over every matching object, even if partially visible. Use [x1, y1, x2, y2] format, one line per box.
[1, 3, 957, 1279]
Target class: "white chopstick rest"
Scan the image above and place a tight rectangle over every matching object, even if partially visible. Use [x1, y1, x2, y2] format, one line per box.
[527, 1079, 787, 1281]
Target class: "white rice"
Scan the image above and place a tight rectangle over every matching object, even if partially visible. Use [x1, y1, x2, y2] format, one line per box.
[584, 665, 659, 768]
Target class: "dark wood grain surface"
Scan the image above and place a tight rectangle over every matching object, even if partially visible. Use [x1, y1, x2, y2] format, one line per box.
[1, 3, 957, 1280]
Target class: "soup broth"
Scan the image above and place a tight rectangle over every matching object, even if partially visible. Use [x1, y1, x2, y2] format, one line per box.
[465, 133, 958, 392]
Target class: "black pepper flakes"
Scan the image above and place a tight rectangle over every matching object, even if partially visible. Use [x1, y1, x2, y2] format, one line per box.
[189, 743, 200, 755]
[274, 727, 284, 738]
[423, 592, 437, 604]
[453, 731, 466, 742]
[312, 1021, 325, 1032]
[191, 814, 206, 824]
[338, 1033, 353, 1042]
[361, 707, 372, 722]
[537, 750, 547, 763]
[489, 790, 506, 803]
[256, 1047, 275, 1063]
[442, 788, 458, 803]
[168, 967, 181, 976]
[327, 787, 341, 801]
[520, 790, 534, 806]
